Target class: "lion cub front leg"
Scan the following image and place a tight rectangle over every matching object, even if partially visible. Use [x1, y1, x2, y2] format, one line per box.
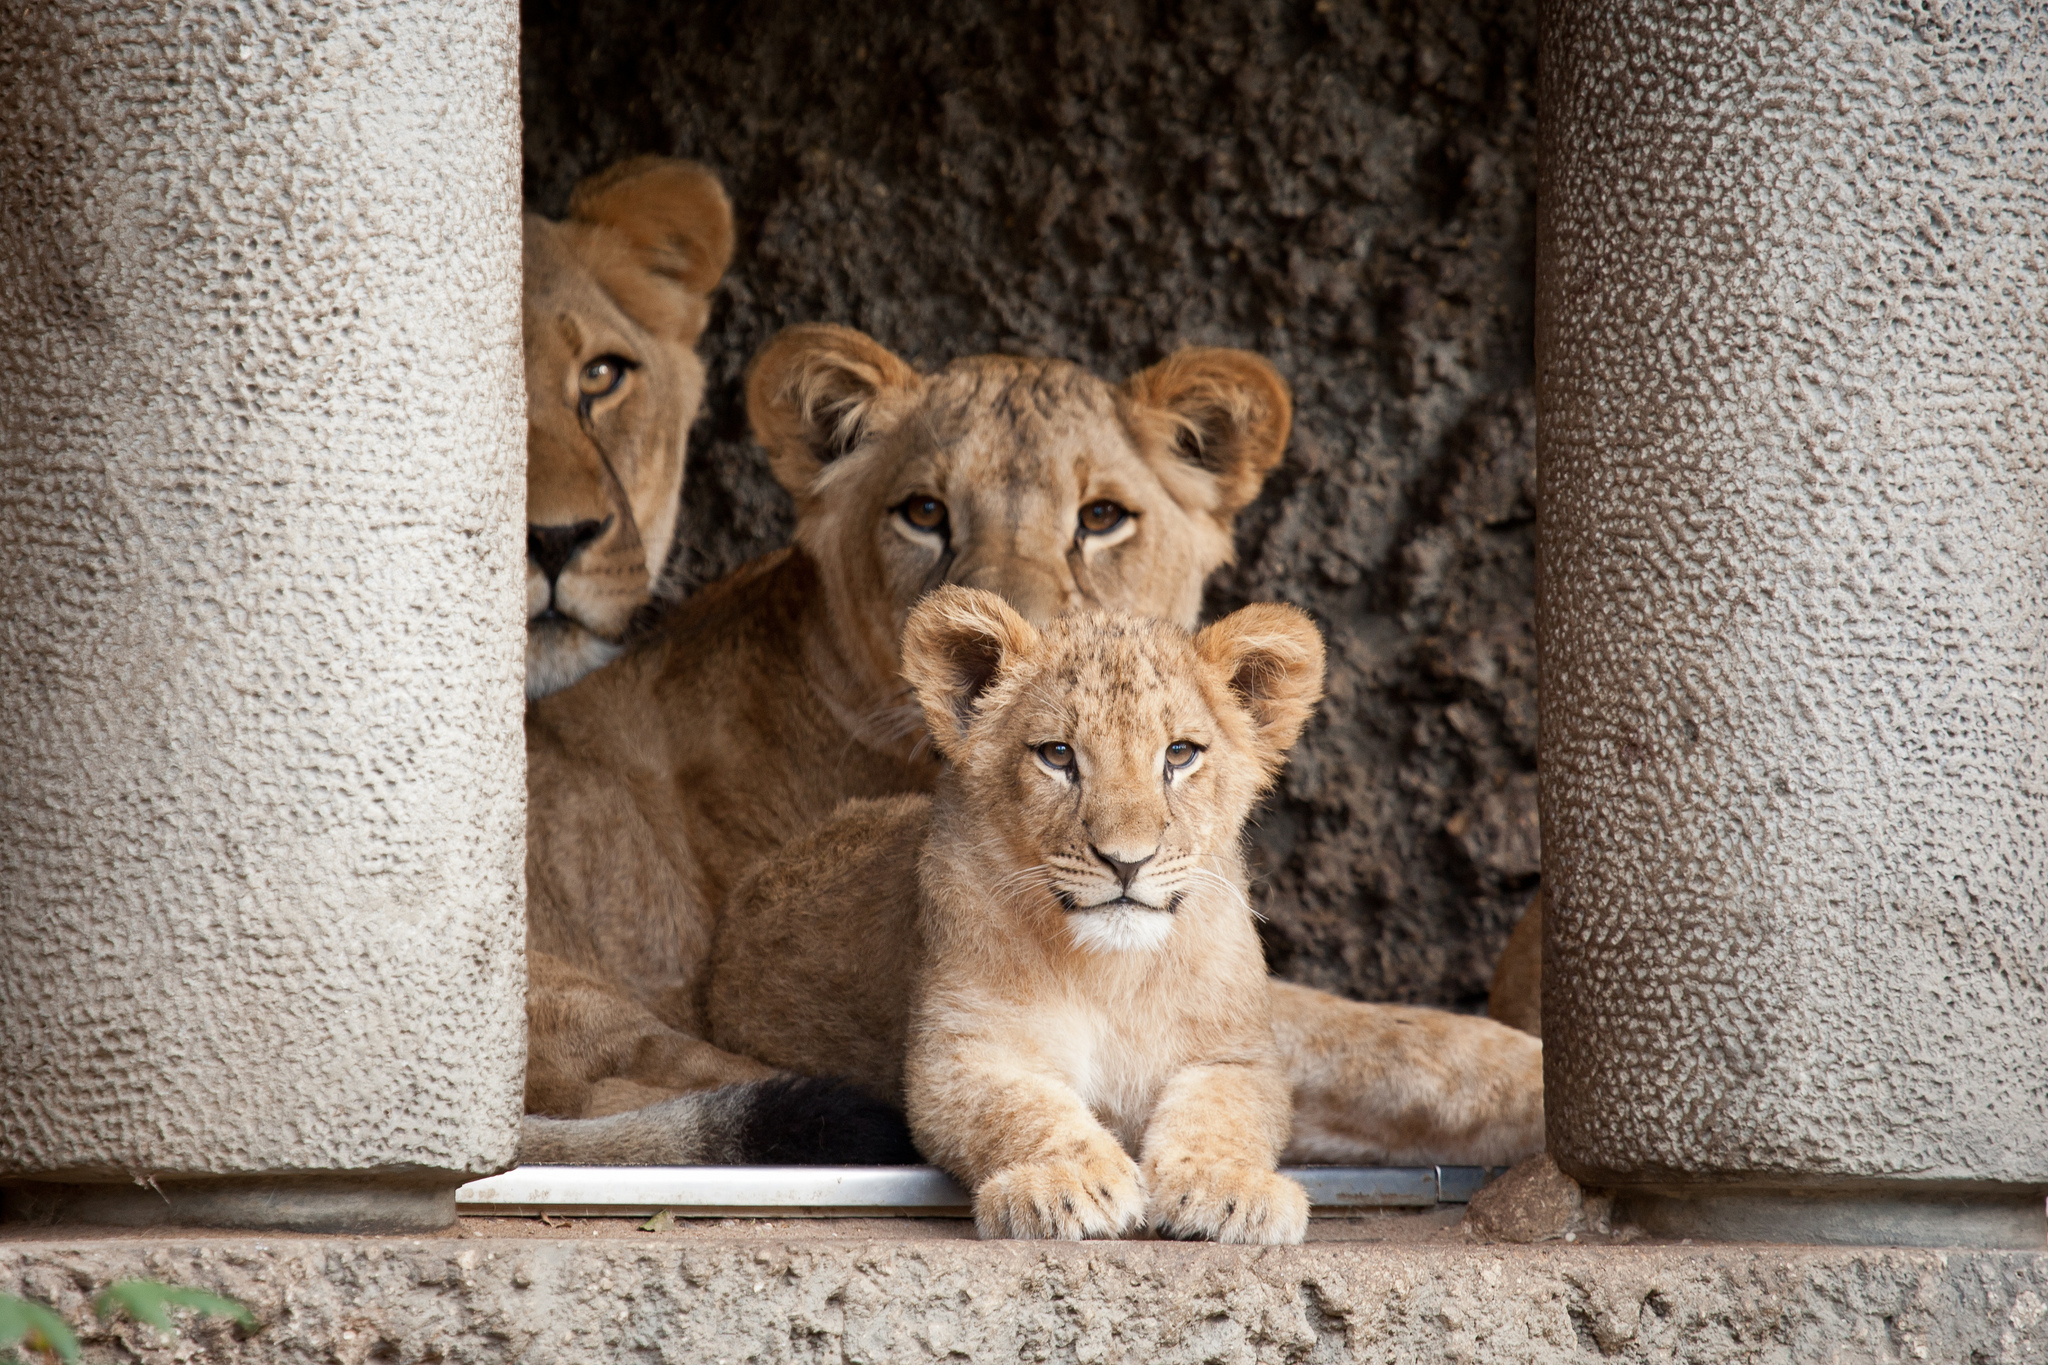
[908, 1042, 1145, 1241]
[1140, 1062, 1307, 1246]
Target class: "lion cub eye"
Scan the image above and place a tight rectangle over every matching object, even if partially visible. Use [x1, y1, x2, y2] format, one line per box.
[1077, 499, 1129, 535]
[1037, 741, 1075, 771]
[579, 355, 632, 399]
[1165, 740, 1202, 771]
[897, 495, 949, 534]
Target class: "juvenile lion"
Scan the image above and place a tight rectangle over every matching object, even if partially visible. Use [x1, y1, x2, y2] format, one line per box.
[523, 156, 732, 699]
[708, 588, 1323, 1243]
[523, 326, 1543, 1167]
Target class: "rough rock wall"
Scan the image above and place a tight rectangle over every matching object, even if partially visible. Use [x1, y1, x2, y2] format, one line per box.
[521, 0, 1539, 1007]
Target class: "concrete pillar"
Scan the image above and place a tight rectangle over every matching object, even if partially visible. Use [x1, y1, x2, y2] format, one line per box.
[1537, 1, 2048, 1248]
[0, 0, 526, 1231]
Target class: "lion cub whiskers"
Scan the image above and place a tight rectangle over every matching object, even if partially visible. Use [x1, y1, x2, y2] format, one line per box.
[1043, 844, 1200, 954]
[899, 585, 1327, 1243]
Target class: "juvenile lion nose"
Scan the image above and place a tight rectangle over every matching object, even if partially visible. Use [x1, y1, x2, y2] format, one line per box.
[1090, 846, 1156, 893]
[528, 518, 609, 584]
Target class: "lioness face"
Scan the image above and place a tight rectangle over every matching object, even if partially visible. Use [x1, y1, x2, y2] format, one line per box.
[902, 588, 1324, 956]
[747, 326, 1291, 678]
[524, 158, 733, 700]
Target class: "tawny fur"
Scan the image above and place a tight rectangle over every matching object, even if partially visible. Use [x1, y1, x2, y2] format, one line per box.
[719, 589, 1323, 1243]
[524, 324, 1544, 1167]
[524, 157, 732, 700]
[524, 550, 927, 1118]
[1487, 889, 1544, 1038]
[902, 591, 1323, 1245]
[524, 327, 1296, 1116]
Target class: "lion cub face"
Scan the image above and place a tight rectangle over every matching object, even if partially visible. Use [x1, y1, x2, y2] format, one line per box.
[745, 326, 1291, 662]
[902, 586, 1325, 956]
[524, 158, 733, 699]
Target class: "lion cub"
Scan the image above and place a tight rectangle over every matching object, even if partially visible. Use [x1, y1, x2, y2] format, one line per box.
[709, 585, 1325, 1243]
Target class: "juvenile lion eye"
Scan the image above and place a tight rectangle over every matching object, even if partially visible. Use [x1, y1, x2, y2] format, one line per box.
[1077, 499, 1129, 535]
[1037, 741, 1075, 770]
[1165, 740, 1202, 770]
[579, 355, 631, 398]
[897, 495, 949, 533]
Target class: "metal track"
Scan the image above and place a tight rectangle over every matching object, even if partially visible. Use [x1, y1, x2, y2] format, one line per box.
[455, 1165, 1497, 1219]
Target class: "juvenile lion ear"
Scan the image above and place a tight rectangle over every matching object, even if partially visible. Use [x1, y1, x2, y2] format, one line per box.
[747, 325, 922, 497]
[900, 586, 1041, 759]
[568, 156, 735, 306]
[1119, 349, 1291, 518]
[1193, 603, 1325, 778]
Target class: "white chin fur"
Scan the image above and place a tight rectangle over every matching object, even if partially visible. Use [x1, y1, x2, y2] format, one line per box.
[527, 627, 623, 700]
[1065, 903, 1176, 954]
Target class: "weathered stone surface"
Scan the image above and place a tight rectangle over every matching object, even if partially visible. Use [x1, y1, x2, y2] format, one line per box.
[4, 1225, 2046, 1363]
[1464, 1154, 1583, 1244]
[1537, 1, 2048, 1189]
[520, 0, 1543, 1008]
[0, 1, 528, 1184]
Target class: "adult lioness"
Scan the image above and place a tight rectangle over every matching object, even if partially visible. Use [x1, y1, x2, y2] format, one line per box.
[522, 325, 1543, 1165]
[524, 156, 732, 699]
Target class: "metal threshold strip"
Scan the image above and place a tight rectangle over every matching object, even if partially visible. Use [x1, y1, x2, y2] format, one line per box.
[455, 1165, 1498, 1219]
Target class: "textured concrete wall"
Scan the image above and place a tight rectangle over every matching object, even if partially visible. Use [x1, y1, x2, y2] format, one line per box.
[522, 0, 1542, 1010]
[1538, 0, 2048, 1189]
[0, 1, 527, 1191]
[4, 1230, 2047, 1363]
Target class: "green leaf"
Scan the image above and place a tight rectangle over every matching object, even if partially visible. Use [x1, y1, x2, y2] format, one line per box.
[640, 1208, 675, 1232]
[0, 1293, 80, 1362]
[93, 1282, 255, 1334]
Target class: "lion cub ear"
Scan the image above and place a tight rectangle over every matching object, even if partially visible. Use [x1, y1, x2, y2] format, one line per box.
[1119, 349, 1291, 518]
[1193, 603, 1325, 778]
[568, 156, 735, 329]
[901, 586, 1042, 759]
[747, 325, 923, 498]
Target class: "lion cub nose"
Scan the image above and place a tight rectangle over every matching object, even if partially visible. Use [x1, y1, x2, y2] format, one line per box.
[1090, 846, 1157, 893]
[528, 518, 609, 583]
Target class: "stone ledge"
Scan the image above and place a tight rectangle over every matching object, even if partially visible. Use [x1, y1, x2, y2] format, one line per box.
[2, 1214, 2045, 1363]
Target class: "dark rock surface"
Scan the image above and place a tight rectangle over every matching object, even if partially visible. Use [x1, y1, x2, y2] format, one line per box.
[521, 0, 1540, 1008]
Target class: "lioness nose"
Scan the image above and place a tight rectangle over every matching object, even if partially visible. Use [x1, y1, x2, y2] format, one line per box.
[528, 518, 609, 583]
[950, 558, 1066, 627]
[1090, 846, 1156, 892]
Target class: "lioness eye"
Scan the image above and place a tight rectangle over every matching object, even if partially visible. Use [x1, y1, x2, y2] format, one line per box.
[1037, 741, 1075, 770]
[897, 496, 948, 533]
[1165, 740, 1202, 770]
[1078, 499, 1128, 535]
[579, 355, 631, 398]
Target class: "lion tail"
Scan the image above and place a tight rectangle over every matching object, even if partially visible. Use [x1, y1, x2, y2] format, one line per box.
[518, 1075, 921, 1166]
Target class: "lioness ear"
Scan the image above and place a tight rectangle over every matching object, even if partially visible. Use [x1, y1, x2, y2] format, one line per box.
[747, 324, 922, 497]
[1193, 603, 1325, 777]
[1120, 349, 1291, 518]
[900, 586, 1041, 759]
[568, 156, 735, 309]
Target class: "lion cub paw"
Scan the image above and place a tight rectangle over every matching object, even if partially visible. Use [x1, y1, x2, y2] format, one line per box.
[1144, 1157, 1309, 1245]
[973, 1153, 1146, 1241]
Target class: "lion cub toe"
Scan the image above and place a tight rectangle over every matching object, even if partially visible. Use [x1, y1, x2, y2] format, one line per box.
[974, 1153, 1146, 1241]
[1144, 1157, 1309, 1245]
